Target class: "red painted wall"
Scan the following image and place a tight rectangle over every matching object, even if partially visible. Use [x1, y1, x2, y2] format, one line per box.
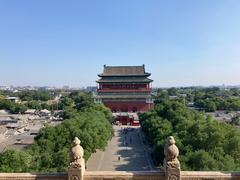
[101, 83, 148, 90]
[103, 101, 154, 112]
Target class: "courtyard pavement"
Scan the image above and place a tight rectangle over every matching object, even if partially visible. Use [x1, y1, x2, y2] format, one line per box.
[86, 125, 157, 171]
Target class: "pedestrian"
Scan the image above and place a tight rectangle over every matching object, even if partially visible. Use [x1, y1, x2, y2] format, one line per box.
[118, 156, 121, 161]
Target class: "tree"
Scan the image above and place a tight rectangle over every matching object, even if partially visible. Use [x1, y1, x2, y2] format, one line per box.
[140, 95, 240, 171]
[0, 150, 32, 172]
[0, 99, 27, 114]
[0, 92, 114, 173]
[204, 100, 216, 112]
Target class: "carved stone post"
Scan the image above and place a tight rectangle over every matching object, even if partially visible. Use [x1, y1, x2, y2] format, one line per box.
[164, 136, 181, 180]
[68, 137, 85, 180]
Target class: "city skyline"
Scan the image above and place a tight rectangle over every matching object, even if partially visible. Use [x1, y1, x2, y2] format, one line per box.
[1, 1, 240, 87]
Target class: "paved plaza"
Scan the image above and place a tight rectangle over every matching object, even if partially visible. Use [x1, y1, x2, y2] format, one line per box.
[87, 125, 156, 171]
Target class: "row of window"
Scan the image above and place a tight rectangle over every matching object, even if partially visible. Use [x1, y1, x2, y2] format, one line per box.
[100, 84, 149, 89]
[112, 107, 138, 112]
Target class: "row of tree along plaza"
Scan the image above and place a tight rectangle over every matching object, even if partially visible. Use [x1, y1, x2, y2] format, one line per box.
[0, 65, 240, 172]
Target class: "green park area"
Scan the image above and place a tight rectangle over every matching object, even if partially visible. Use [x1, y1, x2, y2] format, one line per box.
[0, 87, 240, 172]
[0, 91, 113, 172]
[141, 87, 240, 170]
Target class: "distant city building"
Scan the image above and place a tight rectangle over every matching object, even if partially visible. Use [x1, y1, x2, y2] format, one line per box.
[40, 109, 51, 116]
[25, 109, 37, 115]
[0, 117, 18, 125]
[86, 86, 97, 92]
[62, 85, 70, 90]
[96, 65, 154, 125]
[5, 96, 20, 103]
[0, 109, 10, 115]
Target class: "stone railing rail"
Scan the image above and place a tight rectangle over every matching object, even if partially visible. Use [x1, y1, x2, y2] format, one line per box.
[1, 136, 240, 180]
[0, 171, 240, 180]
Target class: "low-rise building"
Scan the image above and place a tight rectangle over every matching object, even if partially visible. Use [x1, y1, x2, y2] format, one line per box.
[5, 96, 20, 103]
[25, 109, 37, 115]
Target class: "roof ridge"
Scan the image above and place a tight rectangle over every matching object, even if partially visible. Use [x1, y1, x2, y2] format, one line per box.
[104, 65, 144, 68]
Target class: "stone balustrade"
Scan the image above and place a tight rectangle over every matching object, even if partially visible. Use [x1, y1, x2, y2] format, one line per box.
[0, 171, 240, 180]
[1, 136, 240, 180]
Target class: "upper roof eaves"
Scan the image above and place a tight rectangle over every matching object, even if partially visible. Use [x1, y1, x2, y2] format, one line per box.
[98, 65, 151, 77]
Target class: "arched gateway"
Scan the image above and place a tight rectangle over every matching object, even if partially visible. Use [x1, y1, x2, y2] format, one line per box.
[95, 65, 154, 125]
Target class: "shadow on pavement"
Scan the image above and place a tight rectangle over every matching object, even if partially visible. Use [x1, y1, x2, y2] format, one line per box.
[114, 127, 155, 171]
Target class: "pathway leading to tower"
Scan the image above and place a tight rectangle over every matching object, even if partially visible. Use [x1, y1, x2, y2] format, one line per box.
[86, 125, 157, 171]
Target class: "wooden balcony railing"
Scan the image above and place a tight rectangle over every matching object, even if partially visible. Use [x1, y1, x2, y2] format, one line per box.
[97, 89, 152, 93]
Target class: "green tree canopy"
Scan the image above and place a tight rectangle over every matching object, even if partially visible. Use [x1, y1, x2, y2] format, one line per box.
[0, 92, 113, 173]
[140, 98, 240, 170]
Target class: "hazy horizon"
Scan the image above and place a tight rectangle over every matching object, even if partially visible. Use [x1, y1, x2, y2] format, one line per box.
[1, 1, 240, 87]
[1, 81, 240, 89]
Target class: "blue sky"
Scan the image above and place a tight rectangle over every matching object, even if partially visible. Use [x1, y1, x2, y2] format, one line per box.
[0, 0, 240, 87]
